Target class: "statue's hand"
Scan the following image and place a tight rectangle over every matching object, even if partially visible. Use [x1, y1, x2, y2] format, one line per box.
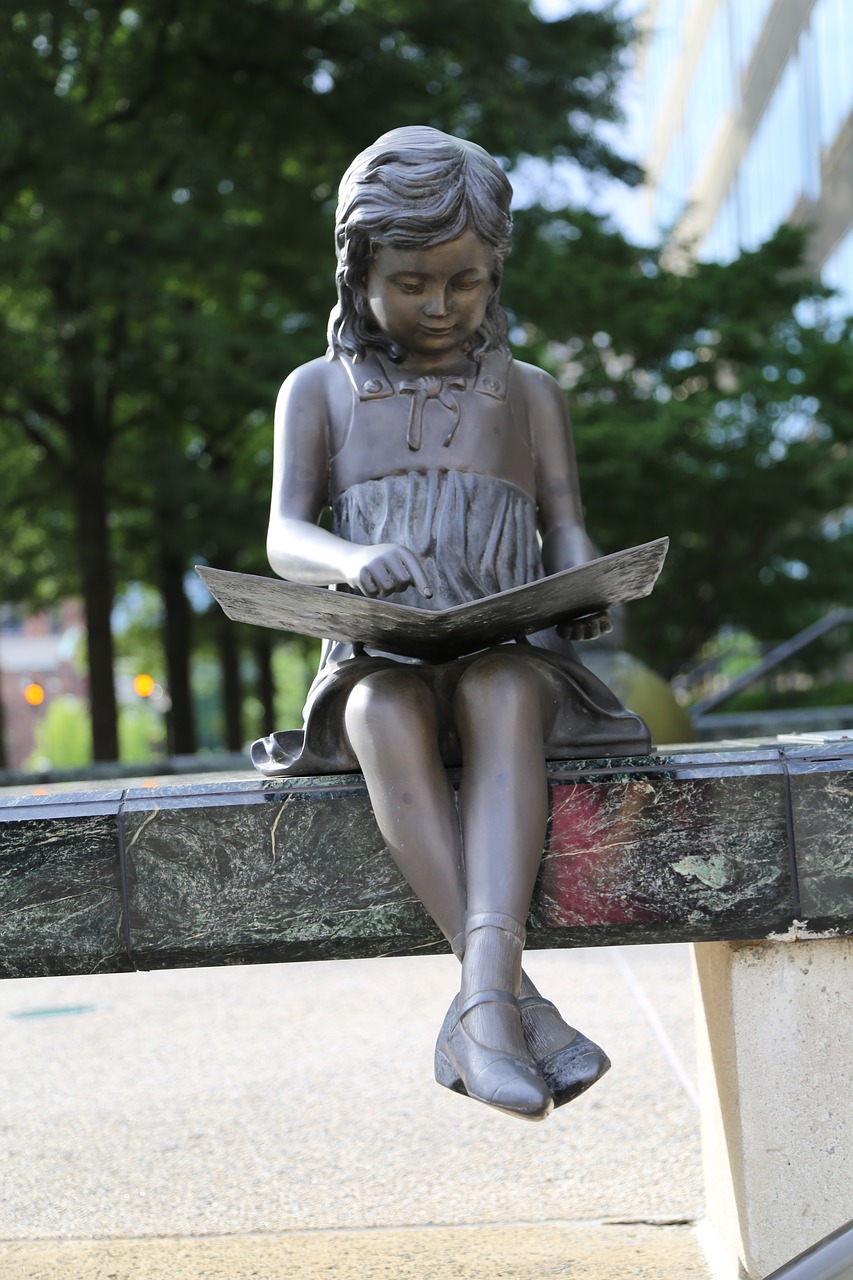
[557, 611, 612, 642]
[346, 542, 432, 599]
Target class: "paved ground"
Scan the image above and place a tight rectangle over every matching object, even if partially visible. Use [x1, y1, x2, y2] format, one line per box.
[0, 944, 709, 1279]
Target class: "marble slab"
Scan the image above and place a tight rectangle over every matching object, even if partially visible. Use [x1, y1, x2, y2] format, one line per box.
[1, 742, 851, 978]
[534, 761, 793, 947]
[122, 784, 434, 967]
[786, 755, 853, 926]
[0, 793, 128, 978]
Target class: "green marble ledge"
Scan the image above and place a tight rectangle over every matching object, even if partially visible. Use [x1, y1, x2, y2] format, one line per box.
[0, 741, 851, 978]
[0, 792, 130, 979]
[787, 753, 853, 924]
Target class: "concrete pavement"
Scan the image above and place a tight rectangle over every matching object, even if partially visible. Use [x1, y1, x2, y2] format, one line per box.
[0, 944, 709, 1278]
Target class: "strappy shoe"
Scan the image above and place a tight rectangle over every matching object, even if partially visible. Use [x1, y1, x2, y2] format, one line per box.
[434, 989, 553, 1121]
[518, 994, 611, 1108]
[448, 926, 610, 1109]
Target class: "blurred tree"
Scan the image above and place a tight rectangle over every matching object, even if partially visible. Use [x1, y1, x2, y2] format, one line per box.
[505, 213, 853, 677]
[24, 693, 92, 771]
[0, 419, 78, 766]
[0, 0, 636, 759]
[3, 0, 850, 758]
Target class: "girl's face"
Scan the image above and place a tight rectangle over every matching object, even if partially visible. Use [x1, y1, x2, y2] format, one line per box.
[363, 229, 494, 367]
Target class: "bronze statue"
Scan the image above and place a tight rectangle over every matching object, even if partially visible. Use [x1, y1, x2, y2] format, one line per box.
[249, 127, 657, 1121]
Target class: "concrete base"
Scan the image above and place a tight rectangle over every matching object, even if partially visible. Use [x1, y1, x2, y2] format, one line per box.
[693, 939, 853, 1278]
[0, 947, 706, 1278]
[0, 1222, 711, 1280]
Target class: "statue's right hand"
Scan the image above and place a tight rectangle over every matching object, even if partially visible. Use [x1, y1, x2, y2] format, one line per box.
[345, 543, 432, 599]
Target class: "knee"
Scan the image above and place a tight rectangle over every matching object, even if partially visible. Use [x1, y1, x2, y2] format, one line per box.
[454, 652, 543, 724]
[344, 669, 437, 749]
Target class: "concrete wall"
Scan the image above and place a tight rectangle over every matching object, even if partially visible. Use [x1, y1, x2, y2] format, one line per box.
[693, 937, 853, 1277]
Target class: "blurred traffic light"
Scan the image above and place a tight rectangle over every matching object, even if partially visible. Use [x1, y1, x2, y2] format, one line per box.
[23, 682, 45, 707]
[133, 673, 156, 698]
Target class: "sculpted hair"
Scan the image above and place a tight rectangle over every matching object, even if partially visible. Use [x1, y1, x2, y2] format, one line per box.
[328, 126, 513, 361]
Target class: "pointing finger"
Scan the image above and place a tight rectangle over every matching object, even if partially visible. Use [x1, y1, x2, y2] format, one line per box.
[398, 548, 432, 599]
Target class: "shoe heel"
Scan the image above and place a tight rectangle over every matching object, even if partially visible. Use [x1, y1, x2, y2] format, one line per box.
[434, 1046, 467, 1095]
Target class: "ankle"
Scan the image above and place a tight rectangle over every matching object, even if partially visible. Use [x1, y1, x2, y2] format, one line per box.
[466, 912, 526, 944]
[460, 915, 526, 1005]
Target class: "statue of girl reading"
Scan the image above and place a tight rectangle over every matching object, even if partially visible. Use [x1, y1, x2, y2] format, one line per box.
[253, 126, 650, 1122]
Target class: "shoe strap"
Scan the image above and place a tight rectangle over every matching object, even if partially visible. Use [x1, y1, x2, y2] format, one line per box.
[465, 912, 527, 945]
[518, 995, 557, 1012]
[457, 988, 519, 1021]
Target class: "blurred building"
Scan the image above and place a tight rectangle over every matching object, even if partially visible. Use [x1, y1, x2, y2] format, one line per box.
[639, 0, 853, 308]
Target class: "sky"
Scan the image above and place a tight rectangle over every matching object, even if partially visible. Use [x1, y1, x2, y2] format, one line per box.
[521, 0, 655, 245]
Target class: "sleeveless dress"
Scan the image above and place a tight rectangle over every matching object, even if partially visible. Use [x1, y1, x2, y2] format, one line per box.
[251, 348, 650, 776]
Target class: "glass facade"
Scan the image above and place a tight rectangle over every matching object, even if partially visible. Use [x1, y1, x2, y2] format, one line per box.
[651, 0, 740, 228]
[645, 0, 853, 306]
[737, 47, 806, 252]
[729, 0, 775, 74]
[645, 0, 686, 132]
[683, 4, 734, 193]
[701, 186, 739, 263]
[813, 0, 853, 147]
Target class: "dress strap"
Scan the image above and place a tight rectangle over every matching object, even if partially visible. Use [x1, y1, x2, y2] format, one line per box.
[338, 351, 394, 401]
[473, 348, 510, 401]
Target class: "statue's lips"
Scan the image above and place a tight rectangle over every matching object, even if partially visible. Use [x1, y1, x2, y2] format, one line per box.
[418, 323, 456, 335]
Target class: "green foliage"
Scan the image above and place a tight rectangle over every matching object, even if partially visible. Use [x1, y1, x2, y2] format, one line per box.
[725, 681, 853, 713]
[0, 418, 75, 607]
[24, 690, 167, 768]
[185, 651, 227, 752]
[24, 694, 91, 770]
[119, 700, 167, 763]
[506, 213, 853, 676]
[1, 0, 851, 736]
[272, 639, 322, 730]
[112, 585, 165, 672]
[0, 0, 637, 758]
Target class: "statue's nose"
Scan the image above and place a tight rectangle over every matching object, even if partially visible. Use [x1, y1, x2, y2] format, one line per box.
[423, 288, 450, 317]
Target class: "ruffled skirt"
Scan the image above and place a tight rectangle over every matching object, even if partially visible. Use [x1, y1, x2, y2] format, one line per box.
[251, 637, 650, 777]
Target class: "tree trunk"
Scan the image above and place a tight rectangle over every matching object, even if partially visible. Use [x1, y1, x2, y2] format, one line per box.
[72, 457, 119, 761]
[254, 634, 276, 738]
[160, 546, 196, 756]
[218, 622, 243, 751]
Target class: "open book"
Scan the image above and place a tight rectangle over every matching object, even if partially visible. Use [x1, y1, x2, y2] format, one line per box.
[197, 536, 668, 661]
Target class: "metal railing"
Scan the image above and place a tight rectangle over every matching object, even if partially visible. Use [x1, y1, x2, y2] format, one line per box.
[691, 609, 853, 716]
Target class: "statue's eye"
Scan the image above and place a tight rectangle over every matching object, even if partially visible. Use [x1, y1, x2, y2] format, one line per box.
[394, 280, 423, 294]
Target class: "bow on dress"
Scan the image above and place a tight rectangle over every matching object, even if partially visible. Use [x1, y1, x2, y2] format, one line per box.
[398, 374, 467, 450]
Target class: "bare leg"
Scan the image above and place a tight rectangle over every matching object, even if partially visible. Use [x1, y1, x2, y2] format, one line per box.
[455, 653, 554, 919]
[453, 652, 556, 1058]
[344, 669, 466, 945]
[346, 659, 606, 1115]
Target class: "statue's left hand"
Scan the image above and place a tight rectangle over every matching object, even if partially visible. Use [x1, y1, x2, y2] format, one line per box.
[557, 611, 612, 642]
